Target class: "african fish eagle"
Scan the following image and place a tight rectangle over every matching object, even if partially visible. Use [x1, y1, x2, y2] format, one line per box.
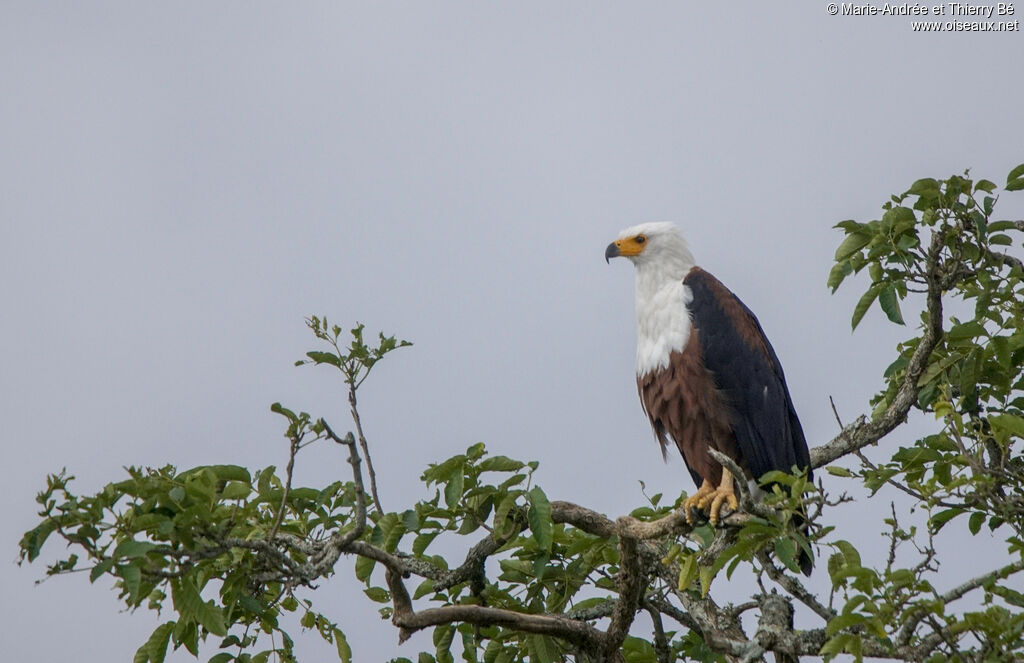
[606, 222, 812, 573]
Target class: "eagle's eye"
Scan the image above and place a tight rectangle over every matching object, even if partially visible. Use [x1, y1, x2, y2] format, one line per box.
[635, 235, 646, 244]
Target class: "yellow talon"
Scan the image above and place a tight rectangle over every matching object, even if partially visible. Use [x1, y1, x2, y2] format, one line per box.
[682, 479, 716, 524]
[684, 469, 739, 525]
[707, 490, 739, 525]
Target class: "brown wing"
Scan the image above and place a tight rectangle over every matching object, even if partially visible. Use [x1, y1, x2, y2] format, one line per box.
[636, 325, 742, 488]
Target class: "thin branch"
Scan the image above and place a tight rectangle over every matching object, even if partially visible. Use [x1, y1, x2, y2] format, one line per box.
[348, 386, 383, 514]
[433, 524, 522, 592]
[267, 435, 300, 541]
[896, 558, 1024, 646]
[384, 567, 609, 653]
[829, 395, 844, 428]
[854, 449, 963, 509]
[755, 551, 834, 622]
[645, 603, 671, 663]
[644, 595, 701, 634]
[309, 421, 368, 575]
[811, 230, 946, 469]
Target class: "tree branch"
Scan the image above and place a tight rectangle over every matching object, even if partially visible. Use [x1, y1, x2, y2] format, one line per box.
[604, 529, 644, 656]
[267, 435, 300, 541]
[811, 229, 946, 469]
[348, 386, 384, 514]
[384, 567, 609, 653]
[896, 558, 1024, 647]
[755, 550, 835, 622]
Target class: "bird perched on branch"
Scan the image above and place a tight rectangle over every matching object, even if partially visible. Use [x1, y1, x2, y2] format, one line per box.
[606, 222, 812, 574]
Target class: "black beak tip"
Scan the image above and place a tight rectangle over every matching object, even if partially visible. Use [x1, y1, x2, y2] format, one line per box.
[604, 242, 619, 264]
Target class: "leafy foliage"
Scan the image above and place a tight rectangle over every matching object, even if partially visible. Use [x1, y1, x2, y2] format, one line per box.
[18, 165, 1024, 662]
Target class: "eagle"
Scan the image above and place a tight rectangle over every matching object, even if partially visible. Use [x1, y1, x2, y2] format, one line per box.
[606, 222, 812, 572]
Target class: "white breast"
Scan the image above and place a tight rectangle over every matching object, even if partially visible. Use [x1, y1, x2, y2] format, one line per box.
[635, 279, 693, 377]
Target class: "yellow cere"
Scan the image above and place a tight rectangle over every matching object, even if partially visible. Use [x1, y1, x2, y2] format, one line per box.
[614, 234, 648, 257]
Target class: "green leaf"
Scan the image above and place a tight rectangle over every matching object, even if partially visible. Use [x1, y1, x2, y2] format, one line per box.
[528, 634, 560, 663]
[334, 628, 352, 663]
[120, 564, 142, 602]
[975, 179, 997, 193]
[355, 555, 375, 582]
[909, 178, 940, 195]
[946, 321, 986, 342]
[775, 537, 799, 573]
[969, 512, 986, 535]
[491, 491, 520, 541]
[413, 531, 440, 556]
[19, 520, 57, 563]
[221, 481, 250, 500]
[677, 552, 698, 591]
[305, 351, 341, 367]
[930, 508, 964, 532]
[990, 414, 1024, 441]
[136, 622, 175, 663]
[827, 261, 853, 293]
[196, 601, 227, 637]
[269, 402, 297, 420]
[527, 486, 553, 551]
[988, 220, 1020, 232]
[1006, 163, 1024, 191]
[826, 466, 854, 478]
[834, 232, 871, 261]
[90, 558, 115, 582]
[478, 456, 525, 473]
[204, 465, 252, 483]
[699, 565, 715, 597]
[113, 540, 158, 560]
[444, 464, 465, 509]
[878, 285, 905, 325]
[413, 579, 436, 600]
[401, 509, 420, 531]
[364, 586, 390, 603]
[851, 284, 882, 330]
[173, 577, 227, 637]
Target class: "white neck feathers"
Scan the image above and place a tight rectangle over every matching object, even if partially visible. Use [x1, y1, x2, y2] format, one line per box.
[635, 264, 694, 377]
[621, 224, 697, 377]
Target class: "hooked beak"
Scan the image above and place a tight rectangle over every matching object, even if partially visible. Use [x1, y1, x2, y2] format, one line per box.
[604, 242, 620, 264]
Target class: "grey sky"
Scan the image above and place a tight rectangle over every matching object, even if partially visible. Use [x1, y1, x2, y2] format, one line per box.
[3, 3, 1022, 661]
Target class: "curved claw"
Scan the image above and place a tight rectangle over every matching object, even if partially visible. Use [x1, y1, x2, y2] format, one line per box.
[707, 490, 739, 525]
[682, 480, 716, 524]
[684, 469, 739, 526]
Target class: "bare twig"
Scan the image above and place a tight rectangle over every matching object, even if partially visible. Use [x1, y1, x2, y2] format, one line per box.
[645, 602, 671, 663]
[267, 435, 300, 541]
[348, 387, 384, 514]
[312, 421, 368, 574]
[829, 395, 844, 428]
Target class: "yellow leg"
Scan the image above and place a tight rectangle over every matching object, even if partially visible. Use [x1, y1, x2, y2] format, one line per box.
[682, 479, 716, 524]
[697, 468, 739, 525]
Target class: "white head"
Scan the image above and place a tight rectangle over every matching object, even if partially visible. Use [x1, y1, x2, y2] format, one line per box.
[605, 222, 696, 281]
[606, 223, 697, 375]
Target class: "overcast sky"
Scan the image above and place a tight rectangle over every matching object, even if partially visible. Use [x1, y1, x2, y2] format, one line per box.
[3, 3, 1023, 661]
